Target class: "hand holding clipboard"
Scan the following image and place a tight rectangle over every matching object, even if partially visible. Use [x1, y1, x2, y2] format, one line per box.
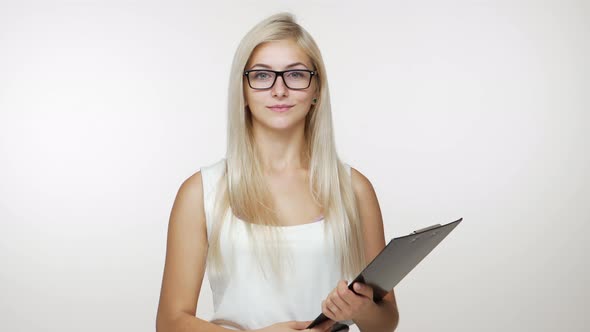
[307, 218, 463, 331]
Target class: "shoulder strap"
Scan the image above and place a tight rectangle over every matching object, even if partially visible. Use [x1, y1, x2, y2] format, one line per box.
[200, 158, 226, 242]
[344, 163, 352, 176]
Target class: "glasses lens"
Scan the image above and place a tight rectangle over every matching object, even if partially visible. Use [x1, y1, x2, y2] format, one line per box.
[248, 71, 276, 89]
[284, 70, 311, 89]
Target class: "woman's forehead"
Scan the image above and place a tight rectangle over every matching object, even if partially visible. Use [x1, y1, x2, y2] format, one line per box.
[247, 40, 313, 69]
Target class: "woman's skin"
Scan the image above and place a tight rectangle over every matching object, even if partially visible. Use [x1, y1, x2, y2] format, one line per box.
[244, 39, 399, 332]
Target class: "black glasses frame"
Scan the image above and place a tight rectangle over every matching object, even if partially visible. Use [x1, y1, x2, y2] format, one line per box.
[243, 69, 316, 90]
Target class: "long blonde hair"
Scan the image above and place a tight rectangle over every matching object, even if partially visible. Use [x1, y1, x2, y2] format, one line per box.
[207, 12, 366, 284]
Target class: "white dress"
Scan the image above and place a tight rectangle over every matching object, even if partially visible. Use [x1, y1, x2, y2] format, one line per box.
[200, 158, 353, 330]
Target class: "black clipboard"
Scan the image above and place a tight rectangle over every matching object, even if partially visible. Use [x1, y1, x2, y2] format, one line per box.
[307, 218, 463, 331]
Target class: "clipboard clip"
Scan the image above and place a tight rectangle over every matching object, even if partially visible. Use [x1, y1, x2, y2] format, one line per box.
[412, 224, 441, 234]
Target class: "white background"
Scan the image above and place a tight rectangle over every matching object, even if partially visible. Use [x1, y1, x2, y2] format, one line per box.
[1, 0, 588, 331]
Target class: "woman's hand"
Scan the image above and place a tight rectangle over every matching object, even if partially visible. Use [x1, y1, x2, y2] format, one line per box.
[321, 280, 374, 322]
[251, 319, 335, 331]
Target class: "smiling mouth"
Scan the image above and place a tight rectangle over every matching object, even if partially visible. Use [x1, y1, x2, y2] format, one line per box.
[267, 105, 294, 112]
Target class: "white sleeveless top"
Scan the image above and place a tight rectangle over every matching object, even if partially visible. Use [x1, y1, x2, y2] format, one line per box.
[200, 158, 353, 330]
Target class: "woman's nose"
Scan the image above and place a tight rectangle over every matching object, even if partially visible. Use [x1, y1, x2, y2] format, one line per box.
[271, 75, 288, 97]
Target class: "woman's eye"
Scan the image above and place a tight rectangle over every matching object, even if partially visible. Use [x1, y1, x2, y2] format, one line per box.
[254, 72, 270, 79]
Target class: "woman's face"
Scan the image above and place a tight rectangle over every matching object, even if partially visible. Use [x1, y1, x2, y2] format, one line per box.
[244, 39, 318, 132]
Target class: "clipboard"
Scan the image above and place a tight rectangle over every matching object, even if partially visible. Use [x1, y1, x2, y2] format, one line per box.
[307, 218, 463, 331]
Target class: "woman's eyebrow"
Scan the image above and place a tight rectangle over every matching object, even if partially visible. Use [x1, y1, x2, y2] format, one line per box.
[250, 62, 309, 69]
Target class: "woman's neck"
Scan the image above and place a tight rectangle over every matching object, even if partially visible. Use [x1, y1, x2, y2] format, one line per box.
[252, 124, 309, 175]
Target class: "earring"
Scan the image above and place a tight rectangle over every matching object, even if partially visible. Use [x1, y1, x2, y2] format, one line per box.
[312, 98, 317, 104]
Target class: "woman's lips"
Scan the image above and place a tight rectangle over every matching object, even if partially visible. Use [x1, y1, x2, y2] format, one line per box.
[267, 105, 294, 113]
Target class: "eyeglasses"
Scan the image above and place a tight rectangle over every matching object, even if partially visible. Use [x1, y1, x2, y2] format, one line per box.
[244, 69, 316, 90]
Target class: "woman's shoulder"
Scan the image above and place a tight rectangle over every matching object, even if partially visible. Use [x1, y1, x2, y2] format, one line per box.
[348, 164, 376, 199]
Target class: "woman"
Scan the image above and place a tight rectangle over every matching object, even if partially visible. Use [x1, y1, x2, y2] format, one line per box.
[156, 12, 399, 332]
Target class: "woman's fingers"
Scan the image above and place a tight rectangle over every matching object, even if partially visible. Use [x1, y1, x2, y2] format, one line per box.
[330, 291, 349, 314]
[321, 299, 336, 320]
[291, 320, 313, 330]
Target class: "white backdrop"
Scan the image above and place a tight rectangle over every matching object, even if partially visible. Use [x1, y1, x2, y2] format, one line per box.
[1, 0, 588, 331]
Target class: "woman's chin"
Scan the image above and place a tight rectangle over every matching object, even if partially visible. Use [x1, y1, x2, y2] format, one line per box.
[256, 119, 304, 132]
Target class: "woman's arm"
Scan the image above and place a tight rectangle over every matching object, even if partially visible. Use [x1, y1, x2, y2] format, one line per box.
[155, 171, 236, 332]
[350, 168, 400, 332]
